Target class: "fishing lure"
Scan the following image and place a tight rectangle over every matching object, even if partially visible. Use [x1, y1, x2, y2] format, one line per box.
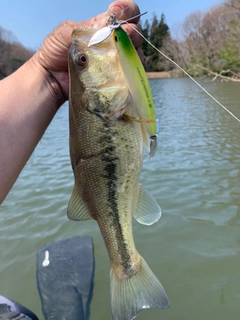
[88, 12, 147, 46]
[88, 13, 158, 159]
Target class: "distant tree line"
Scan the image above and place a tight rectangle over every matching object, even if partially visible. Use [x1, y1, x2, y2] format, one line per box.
[140, 0, 240, 80]
[140, 13, 171, 72]
[0, 26, 34, 79]
[1, 0, 240, 80]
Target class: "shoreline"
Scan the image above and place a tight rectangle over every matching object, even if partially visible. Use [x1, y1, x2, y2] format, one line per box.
[146, 71, 171, 79]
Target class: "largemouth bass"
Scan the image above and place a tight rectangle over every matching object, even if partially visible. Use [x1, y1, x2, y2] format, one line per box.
[67, 28, 169, 320]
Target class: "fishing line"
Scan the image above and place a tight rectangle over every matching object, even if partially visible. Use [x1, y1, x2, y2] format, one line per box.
[126, 22, 240, 124]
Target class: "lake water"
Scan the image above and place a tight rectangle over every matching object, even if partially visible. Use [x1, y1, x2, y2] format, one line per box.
[1, 78, 240, 320]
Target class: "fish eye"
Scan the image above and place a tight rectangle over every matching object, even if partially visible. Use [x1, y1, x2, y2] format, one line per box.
[75, 54, 87, 66]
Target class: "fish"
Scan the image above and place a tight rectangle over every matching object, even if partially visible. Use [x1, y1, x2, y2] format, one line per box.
[67, 28, 169, 320]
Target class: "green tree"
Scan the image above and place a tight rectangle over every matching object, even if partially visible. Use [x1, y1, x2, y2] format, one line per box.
[140, 13, 170, 71]
[218, 20, 240, 73]
[140, 20, 151, 56]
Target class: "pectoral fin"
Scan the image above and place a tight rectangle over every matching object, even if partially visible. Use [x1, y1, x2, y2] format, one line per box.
[133, 185, 161, 225]
[67, 184, 93, 221]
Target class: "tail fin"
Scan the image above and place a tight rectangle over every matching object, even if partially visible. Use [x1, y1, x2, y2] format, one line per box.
[110, 257, 169, 320]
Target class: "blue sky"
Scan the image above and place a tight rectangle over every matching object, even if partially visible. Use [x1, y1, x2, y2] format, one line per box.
[0, 0, 223, 50]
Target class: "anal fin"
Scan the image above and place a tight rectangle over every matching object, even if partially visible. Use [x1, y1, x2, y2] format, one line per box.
[133, 185, 161, 225]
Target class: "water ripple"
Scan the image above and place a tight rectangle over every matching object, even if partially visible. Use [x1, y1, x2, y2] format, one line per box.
[1, 81, 240, 319]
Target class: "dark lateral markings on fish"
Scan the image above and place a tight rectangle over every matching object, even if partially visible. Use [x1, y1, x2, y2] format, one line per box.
[101, 142, 132, 272]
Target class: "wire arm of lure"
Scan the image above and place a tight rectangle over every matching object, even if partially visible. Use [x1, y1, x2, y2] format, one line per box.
[107, 11, 147, 28]
[88, 11, 147, 47]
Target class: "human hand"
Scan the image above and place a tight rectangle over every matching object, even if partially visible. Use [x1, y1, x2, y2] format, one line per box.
[33, 0, 142, 104]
